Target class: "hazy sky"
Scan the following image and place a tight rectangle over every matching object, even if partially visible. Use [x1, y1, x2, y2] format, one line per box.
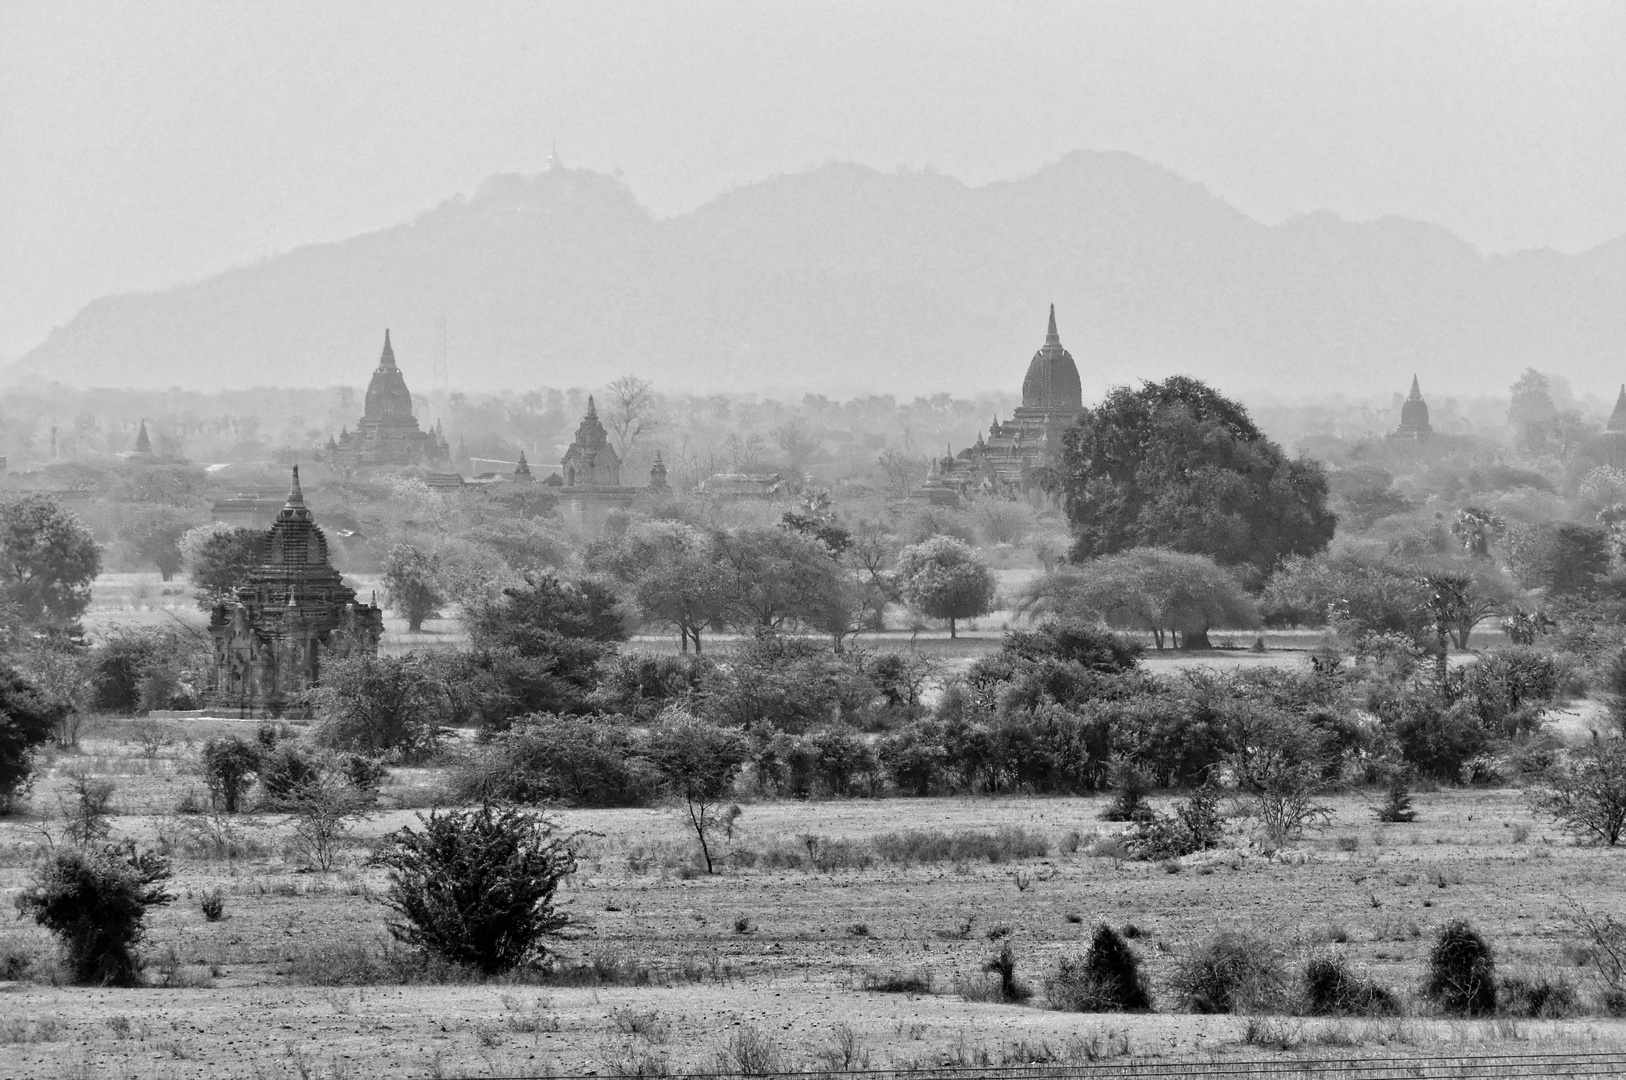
[4, 1, 1624, 359]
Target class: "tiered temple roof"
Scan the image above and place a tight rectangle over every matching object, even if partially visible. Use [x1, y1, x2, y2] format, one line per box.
[328, 330, 449, 469]
[1391, 375, 1433, 440]
[207, 466, 382, 716]
[929, 305, 1085, 498]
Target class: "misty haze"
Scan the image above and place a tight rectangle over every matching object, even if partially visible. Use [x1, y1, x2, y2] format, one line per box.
[4, 4, 1626, 1079]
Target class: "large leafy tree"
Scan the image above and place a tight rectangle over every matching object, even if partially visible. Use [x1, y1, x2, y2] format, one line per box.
[0, 495, 102, 627]
[897, 536, 996, 638]
[182, 524, 266, 609]
[1048, 377, 1335, 575]
[381, 543, 444, 632]
[587, 520, 732, 653]
[117, 504, 197, 580]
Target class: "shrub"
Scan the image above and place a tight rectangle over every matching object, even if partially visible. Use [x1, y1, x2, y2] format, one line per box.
[1376, 774, 1416, 823]
[372, 804, 578, 975]
[256, 742, 323, 803]
[1171, 930, 1288, 1014]
[981, 934, 1031, 1003]
[1530, 740, 1626, 846]
[1499, 973, 1579, 1018]
[310, 654, 444, 759]
[1127, 786, 1224, 861]
[0, 666, 60, 814]
[1301, 954, 1397, 1016]
[15, 842, 173, 986]
[1046, 924, 1152, 1012]
[1426, 920, 1497, 1016]
[199, 889, 225, 922]
[452, 715, 661, 807]
[200, 736, 260, 813]
[1002, 619, 1143, 673]
[1100, 758, 1152, 822]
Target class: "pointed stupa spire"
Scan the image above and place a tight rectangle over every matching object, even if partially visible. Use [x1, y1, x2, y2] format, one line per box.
[1608, 384, 1626, 433]
[379, 329, 396, 368]
[1408, 374, 1423, 401]
[286, 464, 305, 506]
[586, 394, 597, 417]
[133, 419, 153, 454]
[1045, 303, 1059, 345]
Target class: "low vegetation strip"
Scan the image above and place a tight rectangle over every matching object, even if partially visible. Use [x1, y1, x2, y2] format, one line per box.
[514, 1051, 1626, 1080]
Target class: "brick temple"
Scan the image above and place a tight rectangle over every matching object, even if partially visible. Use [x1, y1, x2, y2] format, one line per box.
[208, 466, 382, 716]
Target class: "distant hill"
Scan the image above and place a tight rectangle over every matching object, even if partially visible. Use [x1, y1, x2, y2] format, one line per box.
[13, 151, 1626, 399]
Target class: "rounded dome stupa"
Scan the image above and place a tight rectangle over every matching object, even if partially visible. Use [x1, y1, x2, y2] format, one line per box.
[362, 329, 415, 425]
[1021, 305, 1083, 413]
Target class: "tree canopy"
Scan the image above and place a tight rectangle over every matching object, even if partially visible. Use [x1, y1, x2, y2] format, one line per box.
[1047, 377, 1335, 574]
[0, 495, 102, 627]
[898, 536, 996, 638]
[1023, 547, 1258, 650]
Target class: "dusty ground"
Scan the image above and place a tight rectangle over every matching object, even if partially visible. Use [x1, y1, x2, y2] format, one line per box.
[4, 717, 1626, 1079]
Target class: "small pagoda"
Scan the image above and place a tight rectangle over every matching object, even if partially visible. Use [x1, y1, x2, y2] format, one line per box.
[1390, 376, 1433, 440]
[208, 466, 383, 716]
[1607, 385, 1626, 433]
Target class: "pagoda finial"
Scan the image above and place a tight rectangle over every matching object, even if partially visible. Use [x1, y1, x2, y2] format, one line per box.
[1409, 374, 1422, 401]
[586, 395, 597, 417]
[287, 464, 305, 506]
[380, 329, 396, 368]
[1045, 304, 1059, 345]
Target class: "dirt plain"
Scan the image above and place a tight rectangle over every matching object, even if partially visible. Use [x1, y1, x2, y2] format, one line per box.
[5, 715, 1626, 1079]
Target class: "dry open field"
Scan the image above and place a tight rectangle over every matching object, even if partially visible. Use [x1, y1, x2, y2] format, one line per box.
[4, 711, 1626, 1080]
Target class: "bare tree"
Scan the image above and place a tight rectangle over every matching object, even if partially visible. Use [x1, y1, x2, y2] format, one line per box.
[773, 419, 821, 477]
[878, 448, 925, 498]
[603, 375, 658, 462]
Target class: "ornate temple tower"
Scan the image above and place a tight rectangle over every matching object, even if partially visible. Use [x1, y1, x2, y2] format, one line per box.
[208, 466, 383, 716]
[1391, 376, 1433, 440]
[329, 330, 450, 469]
[951, 305, 1086, 493]
[560, 396, 622, 487]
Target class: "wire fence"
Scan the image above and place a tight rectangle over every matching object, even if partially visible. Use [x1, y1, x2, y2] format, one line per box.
[486, 1053, 1626, 1080]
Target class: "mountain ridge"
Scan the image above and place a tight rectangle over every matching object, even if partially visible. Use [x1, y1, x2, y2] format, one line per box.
[14, 150, 1625, 399]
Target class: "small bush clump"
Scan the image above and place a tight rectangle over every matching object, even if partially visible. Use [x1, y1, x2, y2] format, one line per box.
[1376, 774, 1416, 823]
[372, 804, 578, 975]
[1171, 930, 1288, 1014]
[1499, 973, 1579, 1018]
[1046, 924, 1152, 1012]
[1426, 919, 1497, 1016]
[1301, 954, 1397, 1016]
[199, 888, 225, 922]
[16, 842, 173, 986]
[1126, 786, 1224, 860]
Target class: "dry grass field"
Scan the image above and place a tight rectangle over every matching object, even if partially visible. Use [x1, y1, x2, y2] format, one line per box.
[4, 714, 1626, 1079]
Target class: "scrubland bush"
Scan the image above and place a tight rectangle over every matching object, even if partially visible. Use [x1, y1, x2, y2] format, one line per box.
[1376, 774, 1416, 822]
[1301, 954, 1397, 1016]
[16, 842, 172, 986]
[200, 736, 260, 813]
[1126, 786, 1224, 860]
[0, 666, 62, 814]
[1046, 924, 1152, 1012]
[1171, 930, 1288, 1014]
[1426, 920, 1497, 1016]
[372, 804, 578, 975]
[1530, 739, 1626, 845]
[310, 654, 444, 759]
[453, 715, 661, 807]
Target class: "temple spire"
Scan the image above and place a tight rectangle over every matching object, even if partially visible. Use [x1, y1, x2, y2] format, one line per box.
[286, 464, 305, 507]
[1045, 304, 1059, 345]
[1409, 374, 1422, 401]
[586, 394, 597, 417]
[380, 329, 396, 368]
